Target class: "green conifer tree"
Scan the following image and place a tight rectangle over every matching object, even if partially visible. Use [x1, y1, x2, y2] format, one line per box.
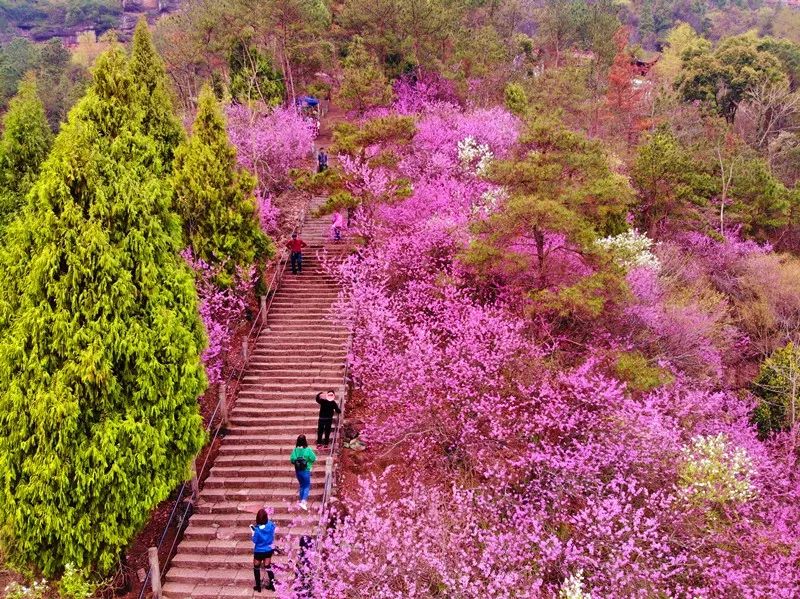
[335, 36, 393, 115]
[130, 18, 185, 167]
[0, 47, 207, 576]
[0, 73, 52, 226]
[172, 86, 271, 281]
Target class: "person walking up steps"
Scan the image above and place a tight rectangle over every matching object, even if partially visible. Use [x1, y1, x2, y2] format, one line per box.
[317, 148, 328, 173]
[290, 434, 316, 510]
[286, 233, 307, 275]
[251, 508, 277, 592]
[315, 390, 341, 447]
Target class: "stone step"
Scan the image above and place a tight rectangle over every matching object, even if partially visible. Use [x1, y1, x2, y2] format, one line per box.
[163, 582, 277, 598]
[235, 392, 342, 402]
[193, 498, 320, 514]
[200, 487, 324, 502]
[189, 511, 301, 527]
[227, 417, 327, 428]
[169, 551, 290, 569]
[208, 464, 328, 477]
[249, 341, 346, 351]
[203, 474, 325, 489]
[183, 524, 314, 542]
[224, 423, 326, 435]
[216, 442, 324, 456]
[229, 398, 332, 408]
[239, 363, 344, 372]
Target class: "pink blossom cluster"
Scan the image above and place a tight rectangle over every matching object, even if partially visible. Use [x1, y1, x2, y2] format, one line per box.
[275, 105, 800, 597]
[391, 70, 460, 114]
[226, 104, 316, 192]
[181, 248, 255, 384]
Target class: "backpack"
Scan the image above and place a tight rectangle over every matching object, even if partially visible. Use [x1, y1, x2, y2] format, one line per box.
[294, 453, 308, 472]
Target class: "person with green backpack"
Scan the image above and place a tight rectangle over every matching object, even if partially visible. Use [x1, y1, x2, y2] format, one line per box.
[290, 434, 317, 511]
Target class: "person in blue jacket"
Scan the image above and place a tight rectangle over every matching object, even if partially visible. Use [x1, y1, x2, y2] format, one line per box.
[251, 508, 276, 592]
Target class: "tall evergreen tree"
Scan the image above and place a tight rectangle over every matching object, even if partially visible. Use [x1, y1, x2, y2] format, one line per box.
[0, 47, 207, 575]
[0, 73, 52, 226]
[130, 18, 185, 167]
[172, 85, 271, 281]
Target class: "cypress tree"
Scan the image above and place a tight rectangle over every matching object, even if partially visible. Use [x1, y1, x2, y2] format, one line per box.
[0, 47, 206, 575]
[0, 73, 52, 226]
[130, 18, 185, 167]
[172, 86, 271, 281]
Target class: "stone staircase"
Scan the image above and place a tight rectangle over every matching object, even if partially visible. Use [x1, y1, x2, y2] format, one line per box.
[162, 206, 347, 598]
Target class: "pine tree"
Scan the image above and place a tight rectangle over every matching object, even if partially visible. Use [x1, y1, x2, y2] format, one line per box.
[172, 86, 271, 282]
[0, 74, 52, 226]
[335, 36, 393, 115]
[0, 47, 207, 576]
[130, 18, 185, 167]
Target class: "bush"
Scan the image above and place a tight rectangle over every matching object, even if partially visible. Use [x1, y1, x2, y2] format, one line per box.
[503, 82, 528, 116]
[753, 342, 800, 437]
[614, 351, 673, 392]
[57, 563, 97, 599]
[3, 580, 48, 599]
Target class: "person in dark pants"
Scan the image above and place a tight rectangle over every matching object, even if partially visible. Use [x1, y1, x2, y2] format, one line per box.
[251, 508, 276, 592]
[315, 390, 341, 447]
[286, 233, 307, 275]
[317, 148, 328, 173]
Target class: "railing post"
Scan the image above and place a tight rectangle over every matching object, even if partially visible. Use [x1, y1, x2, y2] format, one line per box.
[190, 459, 199, 503]
[260, 294, 267, 315]
[148, 547, 162, 599]
[242, 338, 249, 362]
[219, 381, 228, 428]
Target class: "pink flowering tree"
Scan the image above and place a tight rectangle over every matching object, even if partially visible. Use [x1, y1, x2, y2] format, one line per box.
[272, 102, 800, 598]
[182, 248, 255, 384]
[226, 103, 316, 192]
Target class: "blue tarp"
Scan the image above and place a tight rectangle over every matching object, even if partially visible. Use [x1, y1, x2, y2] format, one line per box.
[296, 96, 320, 107]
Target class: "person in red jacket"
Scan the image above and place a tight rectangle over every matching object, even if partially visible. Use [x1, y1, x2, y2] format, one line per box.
[286, 233, 307, 274]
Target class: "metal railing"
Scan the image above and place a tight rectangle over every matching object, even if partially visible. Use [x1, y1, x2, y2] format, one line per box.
[134, 217, 303, 599]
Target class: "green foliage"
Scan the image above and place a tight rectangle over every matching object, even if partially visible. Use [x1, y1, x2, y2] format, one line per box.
[130, 19, 185, 168]
[0, 74, 52, 226]
[613, 351, 673, 392]
[3, 579, 48, 599]
[292, 166, 345, 196]
[503, 82, 528, 116]
[35, 39, 90, 130]
[728, 156, 793, 238]
[631, 126, 713, 231]
[0, 47, 207, 576]
[678, 434, 755, 507]
[339, 0, 460, 76]
[313, 190, 359, 217]
[466, 116, 633, 292]
[172, 86, 272, 281]
[530, 271, 629, 323]
[335, 36, 393, 115]
[331, 115, 417, 157]
[0, 38, 38, 102]
[229, 38, 285, 106]
[57, 563, 97, 599]
[654, 22, 701, 85]
[753, 342, 800, 437]
[677, 34, 788, 122]
[0, 37, 89, 129]
[0, 0, 120, 35]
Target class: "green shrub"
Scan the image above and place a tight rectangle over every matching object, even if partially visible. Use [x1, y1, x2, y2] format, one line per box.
[614, 351, 674, 392]
[57, 563, 97, 599]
